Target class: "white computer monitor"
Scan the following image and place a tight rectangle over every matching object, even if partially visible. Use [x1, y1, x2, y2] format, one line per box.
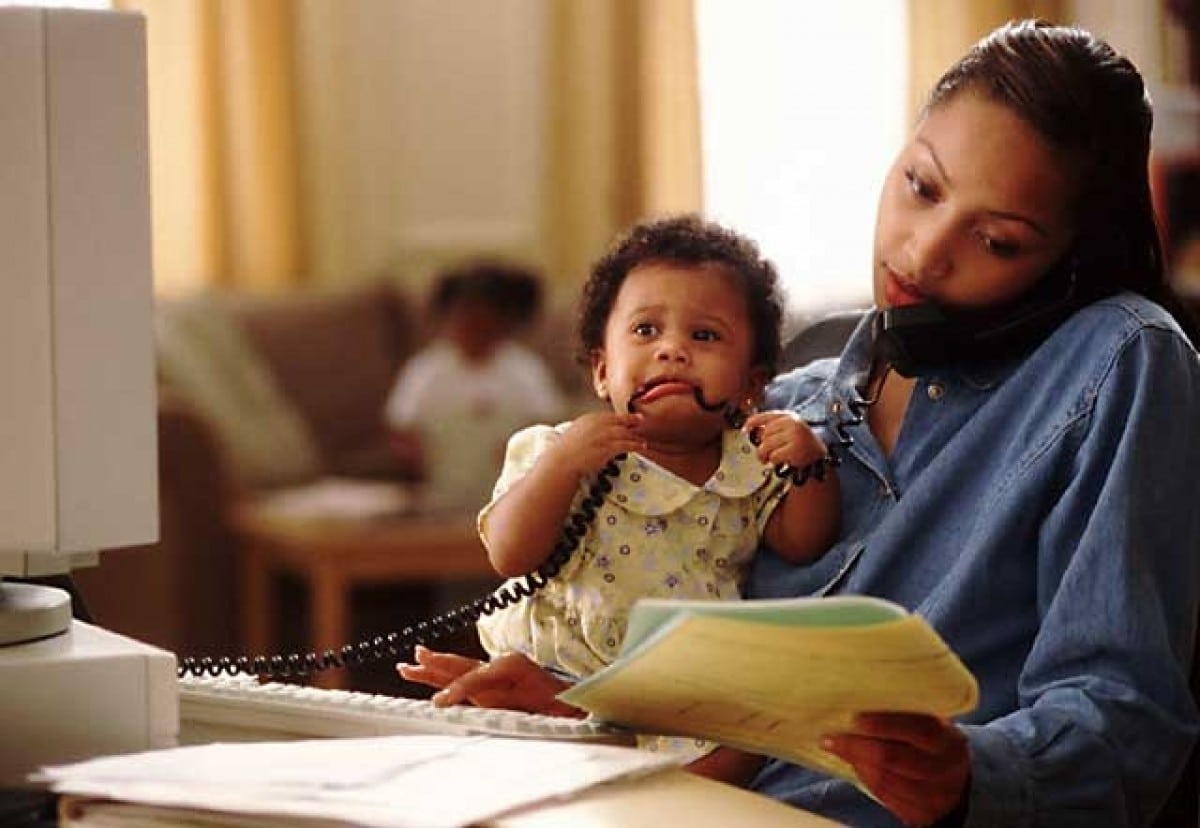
[0, 7, 176, 785]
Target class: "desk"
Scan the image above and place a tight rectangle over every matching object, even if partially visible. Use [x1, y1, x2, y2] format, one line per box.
[492, 768, 839, 827]
[235, 492, 497, 689]
[55, 768, 838, 827]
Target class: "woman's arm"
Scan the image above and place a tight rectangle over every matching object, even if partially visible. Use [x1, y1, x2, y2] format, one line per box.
[483, 412, 643, 577]
[810, 322, 1200, 826]
[959, 328, 1200, 825]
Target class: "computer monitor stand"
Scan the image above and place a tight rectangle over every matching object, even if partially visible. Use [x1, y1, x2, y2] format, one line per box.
[0, 581, 71, 646]
[0, 612, 178, 786]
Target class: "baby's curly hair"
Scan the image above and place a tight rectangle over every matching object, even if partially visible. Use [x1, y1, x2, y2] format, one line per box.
[577, 214, 784, 376]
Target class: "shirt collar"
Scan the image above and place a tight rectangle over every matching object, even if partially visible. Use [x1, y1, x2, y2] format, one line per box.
[604, 428, 775, 516]
[826, 309, 1013, 401]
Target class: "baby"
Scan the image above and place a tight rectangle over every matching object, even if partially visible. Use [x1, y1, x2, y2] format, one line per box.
[403, 212, 835, 782]
[461, 215, 839, 775]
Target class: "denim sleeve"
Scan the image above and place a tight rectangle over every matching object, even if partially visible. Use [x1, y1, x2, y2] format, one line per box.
[962, 328, 1200, 827]
[763, 366, 816, 410]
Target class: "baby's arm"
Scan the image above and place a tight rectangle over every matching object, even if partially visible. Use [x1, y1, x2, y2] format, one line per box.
[745, 411, 840, 563]
[484, 411, 644, 577]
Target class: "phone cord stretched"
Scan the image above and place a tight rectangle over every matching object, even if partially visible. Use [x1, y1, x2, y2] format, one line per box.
[177, 456, 624, 680]
[177, 381, 880, 681]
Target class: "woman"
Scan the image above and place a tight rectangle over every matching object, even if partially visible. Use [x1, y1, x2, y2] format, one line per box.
[401, 20, 1200, 826]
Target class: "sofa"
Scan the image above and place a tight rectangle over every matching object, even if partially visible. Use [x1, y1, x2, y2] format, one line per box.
[73, 280, 589, 663]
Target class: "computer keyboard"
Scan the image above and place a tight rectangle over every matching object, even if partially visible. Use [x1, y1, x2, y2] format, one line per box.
[178, 673, 634, 746]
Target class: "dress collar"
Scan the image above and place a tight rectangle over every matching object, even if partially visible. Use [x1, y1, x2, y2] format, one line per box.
[603, 428, 775, 516]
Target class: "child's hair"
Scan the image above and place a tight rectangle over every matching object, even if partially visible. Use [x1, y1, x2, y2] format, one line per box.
[577, 214, 785, 375]
[431, 259, 544, 330]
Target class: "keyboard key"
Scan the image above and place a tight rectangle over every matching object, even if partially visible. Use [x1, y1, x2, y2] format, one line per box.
[178, 674, 634, 746]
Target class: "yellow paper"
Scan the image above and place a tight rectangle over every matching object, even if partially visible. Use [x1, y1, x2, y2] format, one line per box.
[560, 597, 978, 785]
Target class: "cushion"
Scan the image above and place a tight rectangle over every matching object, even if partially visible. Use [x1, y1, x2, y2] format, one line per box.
[234, 282, 415, 472]
[155, 295, 322, 488]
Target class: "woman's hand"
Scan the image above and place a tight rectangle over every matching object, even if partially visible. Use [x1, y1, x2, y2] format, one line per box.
[397, 646, 584, 717]
[821, 713, 969, 826]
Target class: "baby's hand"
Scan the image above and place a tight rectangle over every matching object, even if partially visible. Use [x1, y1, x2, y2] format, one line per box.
[743, 411, 828, 470]
[545, 411, 645, 479]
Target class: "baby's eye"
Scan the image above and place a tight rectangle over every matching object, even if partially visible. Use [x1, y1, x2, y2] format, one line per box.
[692, 329, 720, 342]
[632, 322, 658, 337]
[903, 167, 937, 202]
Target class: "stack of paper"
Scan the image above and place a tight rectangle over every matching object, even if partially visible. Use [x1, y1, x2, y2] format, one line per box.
[40, 735, 676, 827]
[559, 595, 979, 785]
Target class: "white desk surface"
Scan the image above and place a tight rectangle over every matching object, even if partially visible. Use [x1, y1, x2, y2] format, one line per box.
[492, 767, 840, 827]
[56, 768, 840, 827]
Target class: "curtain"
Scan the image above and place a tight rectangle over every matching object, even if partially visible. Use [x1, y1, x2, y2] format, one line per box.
[545, 0, 703, 286]
[116, 0, 303, 295]
[907, 0, 1065, 119]
[120, 0, 701, 295]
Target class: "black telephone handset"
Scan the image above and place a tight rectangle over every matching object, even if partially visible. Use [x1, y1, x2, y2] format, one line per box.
[873, 262, 1084, 378]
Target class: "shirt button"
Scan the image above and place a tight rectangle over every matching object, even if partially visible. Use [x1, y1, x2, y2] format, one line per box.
[927, 383, 945, 401]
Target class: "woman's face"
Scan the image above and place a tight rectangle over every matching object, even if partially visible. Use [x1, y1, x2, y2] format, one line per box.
[873, 91, 1080, 311]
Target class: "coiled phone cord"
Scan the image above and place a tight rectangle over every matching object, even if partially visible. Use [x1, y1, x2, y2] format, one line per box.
[178, 379, 881, 680]
[178, 456, 624, 679]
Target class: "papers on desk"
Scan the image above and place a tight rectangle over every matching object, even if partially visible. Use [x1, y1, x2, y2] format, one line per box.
[40, 735, 677, 828]
[559, 595, 979, 787]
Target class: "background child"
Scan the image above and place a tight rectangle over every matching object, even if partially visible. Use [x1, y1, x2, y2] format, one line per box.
[465, 215, 839, 776]
[383, 260, 566, 510]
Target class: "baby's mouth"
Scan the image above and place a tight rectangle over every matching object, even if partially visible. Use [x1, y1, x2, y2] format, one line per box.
[630, 377, 697, 408]
[627, 379, 733, 419]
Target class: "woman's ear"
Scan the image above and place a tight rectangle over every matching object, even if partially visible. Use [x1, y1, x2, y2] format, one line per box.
[590, 349, 609, 399]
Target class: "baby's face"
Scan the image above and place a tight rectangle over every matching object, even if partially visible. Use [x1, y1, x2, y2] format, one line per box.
[591, 261, 763, 440]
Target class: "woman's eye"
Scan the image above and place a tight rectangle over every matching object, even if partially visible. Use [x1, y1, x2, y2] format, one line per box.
[692, 329, 719, 342]
[903, 167, 936, 202]
[978, 233, 1021, 259]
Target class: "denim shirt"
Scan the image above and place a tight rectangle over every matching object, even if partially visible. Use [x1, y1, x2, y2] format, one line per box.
[748, 293, 1200, 827]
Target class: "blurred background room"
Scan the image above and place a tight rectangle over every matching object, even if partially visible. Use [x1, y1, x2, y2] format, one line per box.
[18, 0, 1195, 693]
